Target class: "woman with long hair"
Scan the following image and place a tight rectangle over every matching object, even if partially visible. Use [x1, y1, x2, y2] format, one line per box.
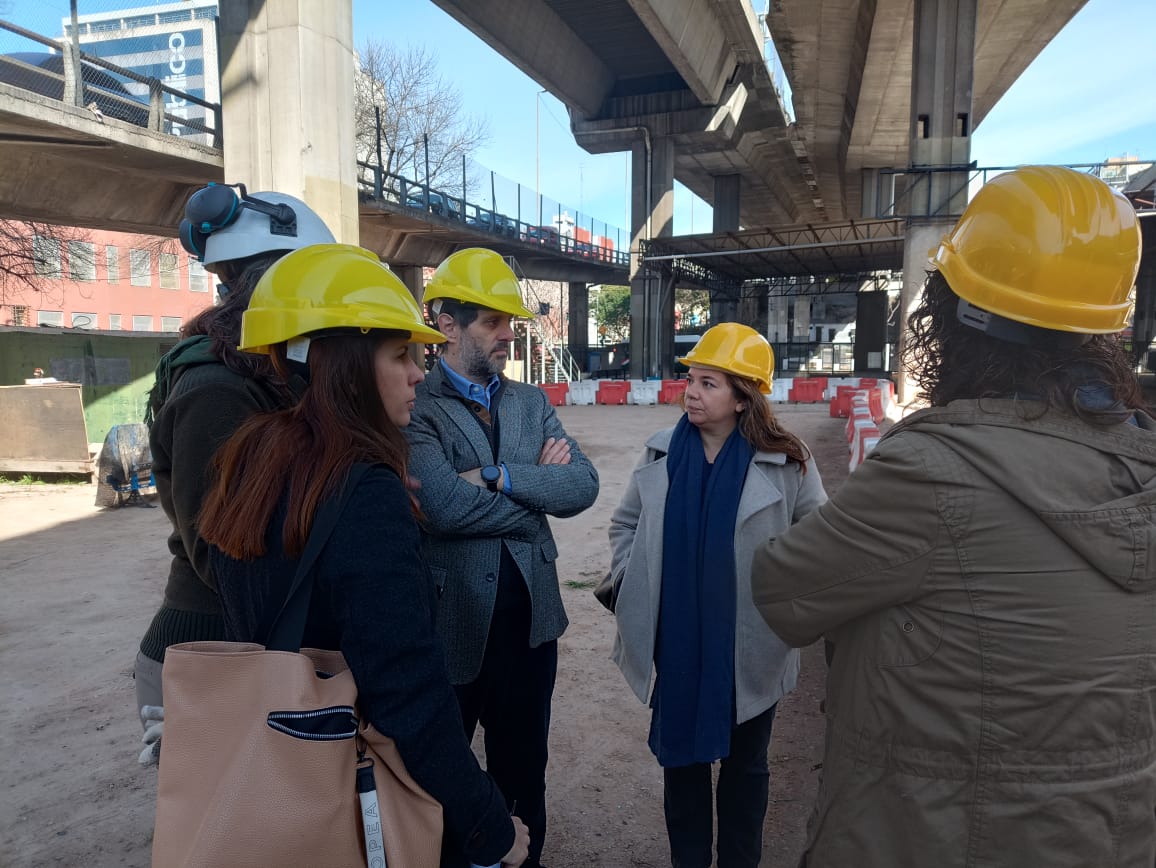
[197, 243, 528, 868]
[751, 166, 1156, 866]
[605, 322, 827, 867]
[135, 185, 335, 758]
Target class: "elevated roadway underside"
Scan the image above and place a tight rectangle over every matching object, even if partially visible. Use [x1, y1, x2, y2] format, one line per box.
[642, 219, 905, 292]
[0, 83, 223, 235]
[773, 0, 1087, 219]
[432, 0, 1087, 226]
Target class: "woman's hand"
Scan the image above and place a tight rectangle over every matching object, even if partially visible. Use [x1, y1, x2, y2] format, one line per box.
[500, 816, 530, 866]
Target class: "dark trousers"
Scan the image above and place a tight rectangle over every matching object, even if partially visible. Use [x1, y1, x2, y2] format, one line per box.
[454, 597, 558, 868]
[662, 705, 778, 868]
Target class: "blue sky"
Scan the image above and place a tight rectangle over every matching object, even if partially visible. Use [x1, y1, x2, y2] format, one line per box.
[351, 0, 1155, 235]
[968, 0, 1156, 168]
[351, 0, 636, 235]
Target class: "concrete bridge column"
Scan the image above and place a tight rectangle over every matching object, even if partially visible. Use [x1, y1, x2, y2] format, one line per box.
[899, 0, 976, 405]
[217, 1, 358, 243]
[710, 173, 742, 326]
[860, 168, 881, 219]
[396, 264, 427, 364]
[630, 134, 675, 379]
[1133, 219, 1156, 371]
[738, 289, 768, 335]
[567, 281, 590, 375]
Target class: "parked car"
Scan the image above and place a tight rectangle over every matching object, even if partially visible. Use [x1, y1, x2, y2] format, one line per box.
[467, 209, 517, 237]
[524, 225, 560, 246]
[404, 188, 462, 220]
[0, 51, 148, 126]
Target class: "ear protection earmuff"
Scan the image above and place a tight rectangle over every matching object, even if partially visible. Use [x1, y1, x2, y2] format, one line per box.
[178, 182, 299, 260]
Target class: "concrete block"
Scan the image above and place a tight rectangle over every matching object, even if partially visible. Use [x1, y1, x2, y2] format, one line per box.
[630, 382, 660, 406]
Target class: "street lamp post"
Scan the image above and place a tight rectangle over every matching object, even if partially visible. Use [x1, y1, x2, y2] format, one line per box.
[535, 89, 546, 227]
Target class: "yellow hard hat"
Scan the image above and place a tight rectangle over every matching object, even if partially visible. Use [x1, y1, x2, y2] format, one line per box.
[239, 243, 446, 353]
[678, 323, 774, 394]
[931, 165, 1141, 334]
[424, 248, 536, 318]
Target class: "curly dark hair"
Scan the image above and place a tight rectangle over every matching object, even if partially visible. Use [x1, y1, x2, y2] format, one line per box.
[903, 271, 1145, 422]
[181, 251, 286, 384]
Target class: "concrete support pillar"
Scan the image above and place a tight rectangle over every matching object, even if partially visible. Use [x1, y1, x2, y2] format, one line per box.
[567, 281, 589, 375]
[710, 173, 742, 326]
[396, 265, 427, 365]
[738, 289, 768, 334]
[860, 168, 881, 219]
[1133, 219, 1156, 372]
[898, 0, 976, 405]
[855, 287, 890, 373]
[629, 133, 675, 379]
[713, 174, 741, 233]
[218, 1, 358, 243]
[396, 264, 425, 307]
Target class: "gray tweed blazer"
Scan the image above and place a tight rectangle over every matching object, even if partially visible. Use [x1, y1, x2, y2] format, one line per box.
[406, 364, 599, 684]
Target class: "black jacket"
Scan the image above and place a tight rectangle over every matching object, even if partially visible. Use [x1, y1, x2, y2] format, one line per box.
[213, 464, 514, 866]
[140, 359, 293, 662]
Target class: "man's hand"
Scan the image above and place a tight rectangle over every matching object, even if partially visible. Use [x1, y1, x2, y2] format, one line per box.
[537, 437, 571, 466]
[500, 816, 530, 866]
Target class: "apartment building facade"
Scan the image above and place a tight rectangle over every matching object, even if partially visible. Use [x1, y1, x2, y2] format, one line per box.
[2, 226, 216, 334]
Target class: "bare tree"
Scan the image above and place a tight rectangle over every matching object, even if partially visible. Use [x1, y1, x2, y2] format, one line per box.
[0, 220, 95, 314]
[0, 223, 193, 323]
[355, 39, 489, 199]
[675, 288, 710, 332]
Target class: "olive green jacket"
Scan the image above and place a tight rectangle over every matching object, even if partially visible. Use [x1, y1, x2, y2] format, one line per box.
[752, 399, 1156, 868]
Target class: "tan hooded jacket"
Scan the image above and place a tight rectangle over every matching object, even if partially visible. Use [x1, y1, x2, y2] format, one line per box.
[752, 399, 1156, 868]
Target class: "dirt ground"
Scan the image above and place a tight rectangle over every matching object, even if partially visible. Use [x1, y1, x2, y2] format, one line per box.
[0, 403, 853, 868]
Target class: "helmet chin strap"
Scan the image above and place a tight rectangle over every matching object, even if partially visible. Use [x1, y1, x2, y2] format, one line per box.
[956, 298, 1092, 349]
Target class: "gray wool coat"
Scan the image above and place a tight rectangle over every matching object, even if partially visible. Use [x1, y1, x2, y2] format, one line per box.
[608, 426, 827, 724]
[406, 364, 599, 684]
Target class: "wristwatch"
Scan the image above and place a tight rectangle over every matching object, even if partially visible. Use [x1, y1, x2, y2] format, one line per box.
[480, 464, 502, 492]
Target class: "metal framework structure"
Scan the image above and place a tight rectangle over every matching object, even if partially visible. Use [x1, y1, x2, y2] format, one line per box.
[640, 160, 1155, 301]
[875, 160, 1156, 221]
[743, 271, 900, 299]
[640, 218, 905, 295]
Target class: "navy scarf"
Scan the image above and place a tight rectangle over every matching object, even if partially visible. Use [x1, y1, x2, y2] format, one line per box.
[649, 414, 753, 767]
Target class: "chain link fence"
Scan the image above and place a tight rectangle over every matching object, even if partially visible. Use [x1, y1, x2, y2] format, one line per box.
[0, 1, 219, 143]
[358, 148, 630, 267]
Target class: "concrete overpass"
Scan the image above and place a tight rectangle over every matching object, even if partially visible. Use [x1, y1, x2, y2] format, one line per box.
[0, 1, 1122, 389]
[431, 0, 1089, 387]
[431, 0, 1086, 228]
[0, 80, 222, 236]
[0, 71, 625, 286]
